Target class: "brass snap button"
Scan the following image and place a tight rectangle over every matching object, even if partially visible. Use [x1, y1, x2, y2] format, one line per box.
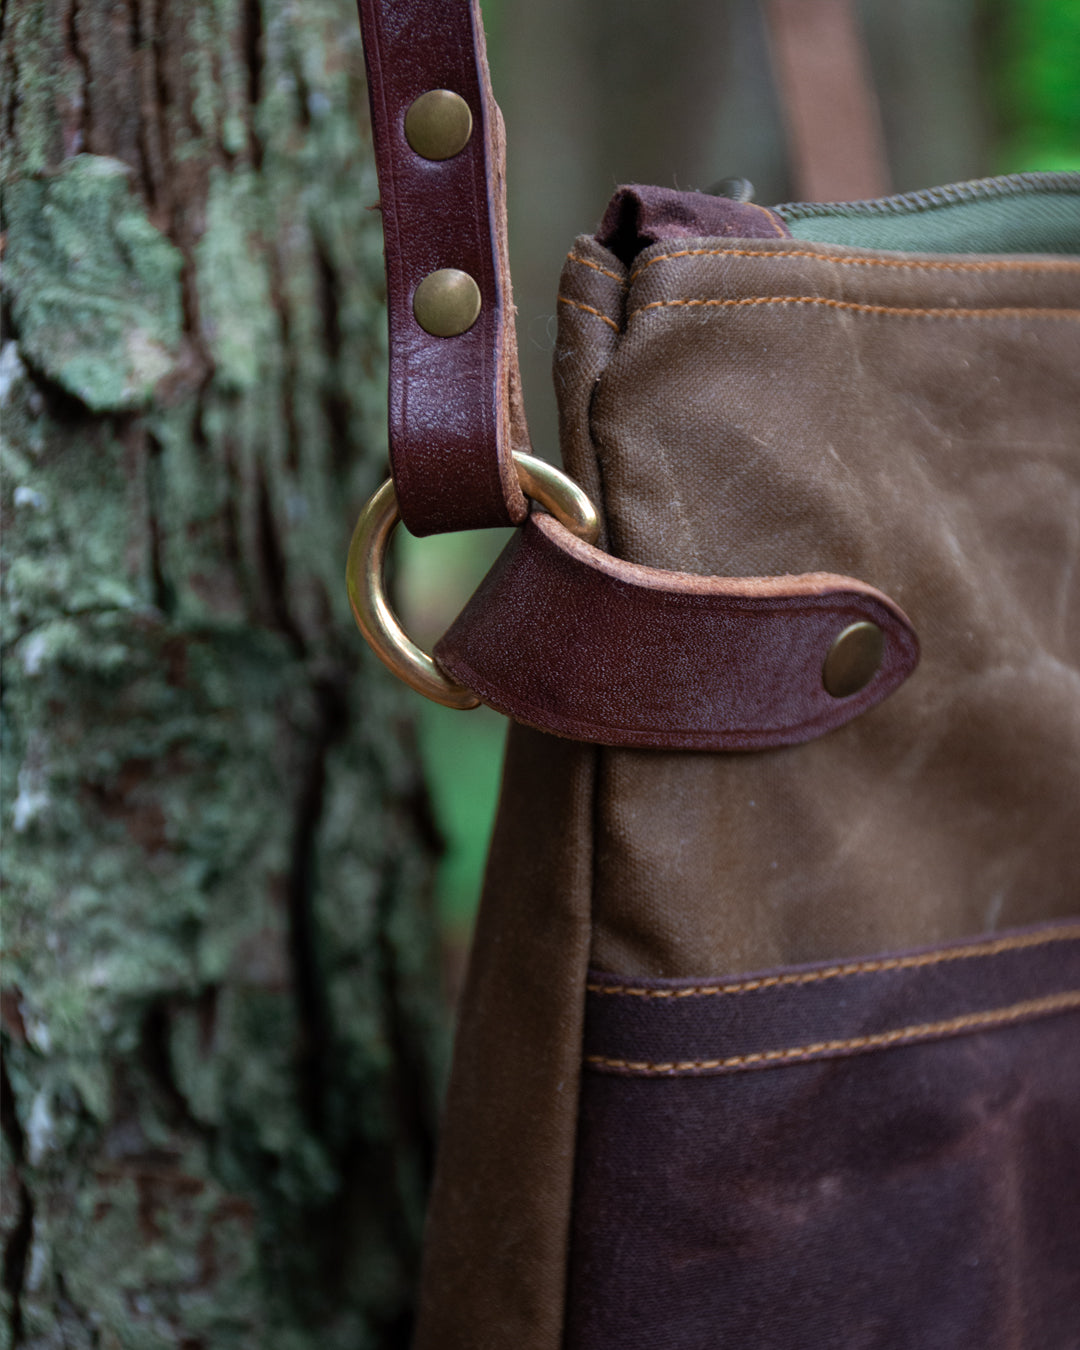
[823, 621, 884, 698]
[404, 89, 473, 161]
[413, 269, 482, 337]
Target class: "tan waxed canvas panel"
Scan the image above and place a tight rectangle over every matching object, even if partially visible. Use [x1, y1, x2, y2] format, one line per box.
[557, 235, 1080, 976]
[414, 230, 1080, 1350]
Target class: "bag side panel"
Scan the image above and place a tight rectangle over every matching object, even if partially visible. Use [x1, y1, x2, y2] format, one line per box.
[572, 237, 1080, 976]
[413, 238, 624, 1350]
[412, 728, 596, 1350]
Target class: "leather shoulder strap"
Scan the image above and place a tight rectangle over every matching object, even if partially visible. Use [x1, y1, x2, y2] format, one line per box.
[352, 1, 921, 753]
[357, 0, 527, 536]
[762, 0, 891, 202]
[356, 0, 890, 535]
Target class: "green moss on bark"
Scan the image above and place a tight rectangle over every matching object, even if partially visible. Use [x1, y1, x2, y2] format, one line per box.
[4, 158, 185, 411]
[1, 3, 445, 1345]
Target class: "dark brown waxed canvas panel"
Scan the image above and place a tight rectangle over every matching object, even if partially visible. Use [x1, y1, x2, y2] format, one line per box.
[414, 220, 1080, 1350]
[567, 923, 1080, 1350]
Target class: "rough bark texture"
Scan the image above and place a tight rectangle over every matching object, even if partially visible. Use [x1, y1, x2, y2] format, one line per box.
[1, 2, 447, 1346]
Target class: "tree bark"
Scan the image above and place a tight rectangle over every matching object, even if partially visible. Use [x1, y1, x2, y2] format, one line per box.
[1, 2, 446, 1345]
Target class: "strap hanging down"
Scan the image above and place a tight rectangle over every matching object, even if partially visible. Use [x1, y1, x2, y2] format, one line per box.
[356, 0, 528, 536]
[762, 0, 891, 202]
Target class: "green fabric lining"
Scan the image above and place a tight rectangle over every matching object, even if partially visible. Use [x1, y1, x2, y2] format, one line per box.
[783, 190, 1080, 254]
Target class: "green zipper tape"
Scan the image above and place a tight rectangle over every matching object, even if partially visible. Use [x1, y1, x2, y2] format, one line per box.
[774, 172, 1080, 254]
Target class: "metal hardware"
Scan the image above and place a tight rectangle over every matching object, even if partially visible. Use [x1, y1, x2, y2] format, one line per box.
[511, 455, 601, 547]
[346, 453, 601, 708]
[413, 268, 482, 337]
[822, 621, 884, 698]
[404, 89, 473, 161]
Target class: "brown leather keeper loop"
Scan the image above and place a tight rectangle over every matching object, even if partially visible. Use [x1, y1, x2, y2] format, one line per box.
[357, 0, 528, 536]
[434, 514, 920, 751]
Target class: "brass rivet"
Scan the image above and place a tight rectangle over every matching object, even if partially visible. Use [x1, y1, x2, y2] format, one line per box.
[404, 89, 473, 161]
[823, 621, 885, 699]
[413, 269, 482, 337]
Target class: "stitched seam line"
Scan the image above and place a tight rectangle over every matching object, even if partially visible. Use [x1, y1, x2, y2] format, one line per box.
[744, 201, 788, 238]
[584, 990, 1080, 1074]
[585, 924, 1080, 998]
[557, 295, 621, 332]
[567, 253, 628, 287]
[630, 246, 1080, 281]
[627, 296, 1080, 321]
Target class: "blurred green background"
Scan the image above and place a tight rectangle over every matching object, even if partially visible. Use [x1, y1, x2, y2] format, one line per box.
[394, 0, 1080, 962]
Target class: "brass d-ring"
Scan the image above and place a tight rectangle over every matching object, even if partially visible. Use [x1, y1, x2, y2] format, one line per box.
[346, 453, 601, 708]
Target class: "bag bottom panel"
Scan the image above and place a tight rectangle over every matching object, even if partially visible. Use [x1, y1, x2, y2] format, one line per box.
[566, 920, 1080, 1350]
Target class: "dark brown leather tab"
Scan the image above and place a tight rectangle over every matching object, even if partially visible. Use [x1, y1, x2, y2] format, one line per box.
[357, 0, 528, 535]
[435, 514, 919, 751]
[597, 186, 791, 266]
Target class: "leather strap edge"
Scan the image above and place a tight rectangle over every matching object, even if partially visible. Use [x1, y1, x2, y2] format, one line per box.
[435, 515, 920, 751]
[357, 0, 527, 535]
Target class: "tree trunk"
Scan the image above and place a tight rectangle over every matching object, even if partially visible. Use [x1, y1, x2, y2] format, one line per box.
[1, 2, 446, 1346]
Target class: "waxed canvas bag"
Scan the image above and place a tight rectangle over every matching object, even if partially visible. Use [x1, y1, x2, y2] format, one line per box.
[347, 3, 1080, 1346]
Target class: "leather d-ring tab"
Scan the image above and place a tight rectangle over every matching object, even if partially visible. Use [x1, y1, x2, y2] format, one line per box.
[356, 0, 528, 536]
[434, 515, 920, 751]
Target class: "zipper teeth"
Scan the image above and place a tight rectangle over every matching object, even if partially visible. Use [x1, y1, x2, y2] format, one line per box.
[774, 171, 1080, 221]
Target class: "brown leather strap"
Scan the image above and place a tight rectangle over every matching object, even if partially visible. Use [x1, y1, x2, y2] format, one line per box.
[762, 0, 891, 202]
[435, 516, 919, 751]
[357, 0, 527, 535]
[356, 0, 890, 535]
[357, 1, 919, 748]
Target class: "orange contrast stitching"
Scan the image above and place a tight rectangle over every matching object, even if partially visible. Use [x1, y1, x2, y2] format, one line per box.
[744, 201, 788, 239]
[629, 246, 1080, 282]
[567, 253, 628, 286]
[584, 990, 1080, 1074]
[557, 295, 621, 332]
[627, 295, 1080, 322]
[586, 923, 1080, 998]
